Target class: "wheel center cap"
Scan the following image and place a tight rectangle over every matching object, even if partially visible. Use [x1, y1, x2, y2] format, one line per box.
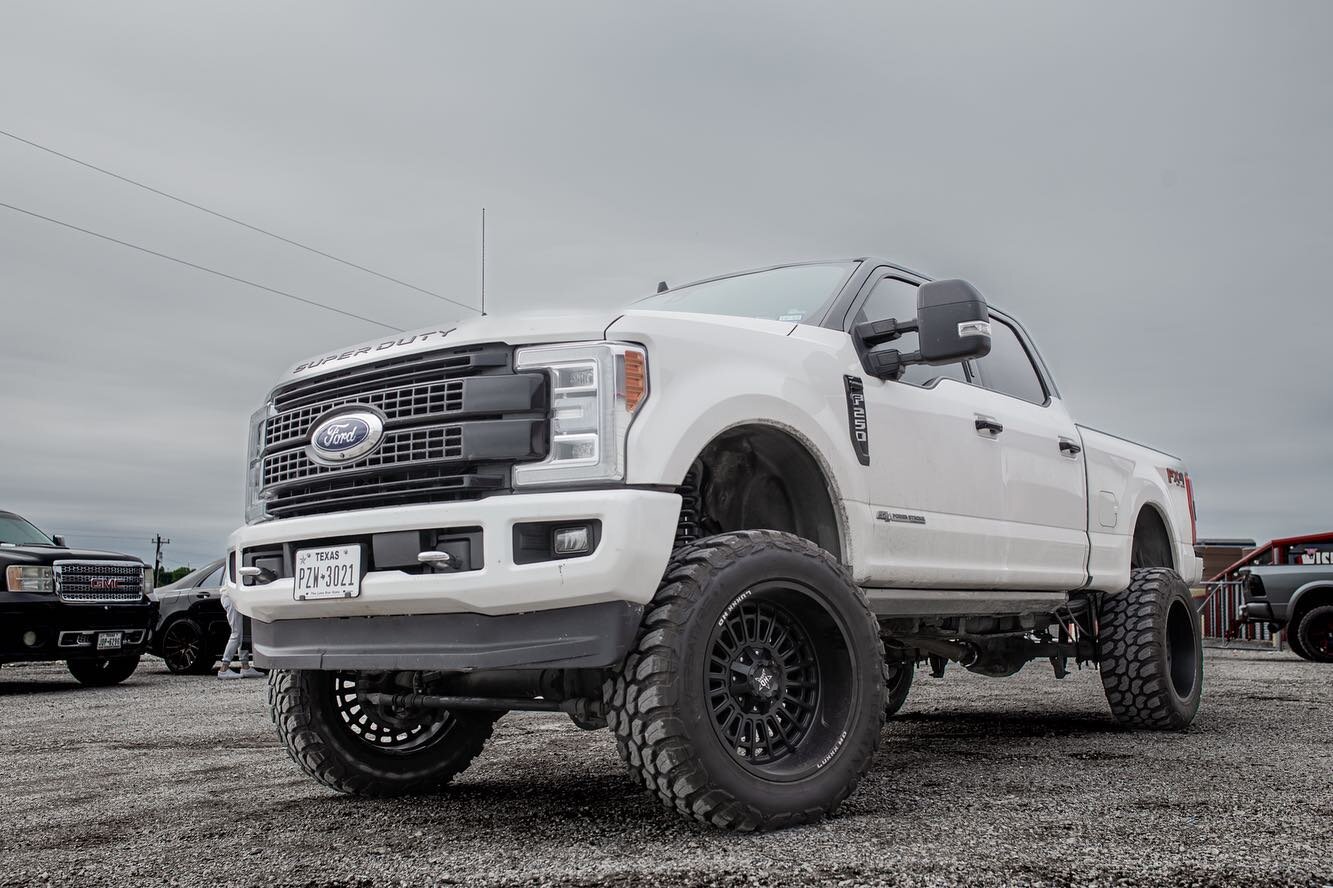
[752, 665, 779, 699]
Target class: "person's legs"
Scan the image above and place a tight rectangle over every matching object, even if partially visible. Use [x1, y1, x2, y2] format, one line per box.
[239, 616, 263, 677]
[219, 597, 244, 679]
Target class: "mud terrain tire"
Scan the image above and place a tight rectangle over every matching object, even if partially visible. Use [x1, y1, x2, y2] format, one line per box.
[605, 530, 886, 831]
[1293, 604, 1333, 663]
[883, 659, 914, 718]
[268, 669, 499, 796]
[1098, 568, 1202, 730]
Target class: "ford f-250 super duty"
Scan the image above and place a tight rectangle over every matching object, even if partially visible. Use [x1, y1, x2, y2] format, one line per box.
[227, 258, 1204, 831]
[1, 509, 156, 685]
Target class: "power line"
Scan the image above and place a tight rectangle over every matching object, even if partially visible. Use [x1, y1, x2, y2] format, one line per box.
[0, 200, 403, 332]
[0, 128, 481, 316]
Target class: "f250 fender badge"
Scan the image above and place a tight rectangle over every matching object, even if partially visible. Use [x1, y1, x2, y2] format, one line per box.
[843, 375, 870, 466]
[308, 409, 385, 465]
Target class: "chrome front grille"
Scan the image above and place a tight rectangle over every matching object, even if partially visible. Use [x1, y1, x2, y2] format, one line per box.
[261, 344, 549, 518]
[54, 561, 145, 604]
[264, 424, 465, 486]
[265, 379, 465, 449]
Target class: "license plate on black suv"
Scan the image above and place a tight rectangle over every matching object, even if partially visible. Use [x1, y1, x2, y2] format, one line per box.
[96, 631, 123, 651]
[294, 546, 362, 601]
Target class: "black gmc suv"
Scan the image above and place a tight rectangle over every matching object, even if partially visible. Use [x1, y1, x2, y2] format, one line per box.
[1, 510, 157, 686]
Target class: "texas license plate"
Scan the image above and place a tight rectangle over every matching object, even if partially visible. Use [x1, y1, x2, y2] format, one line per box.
[294, 545, 362, 601]
[97, 631, 123, 651]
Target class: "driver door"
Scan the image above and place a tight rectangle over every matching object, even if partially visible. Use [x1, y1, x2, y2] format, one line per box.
[847, 272, 1007, 588]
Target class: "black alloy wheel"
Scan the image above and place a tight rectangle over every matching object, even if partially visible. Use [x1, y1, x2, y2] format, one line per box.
[161, 618, 212, 675]
[329, 672, 453, 754]
[706, 583, 830, 774]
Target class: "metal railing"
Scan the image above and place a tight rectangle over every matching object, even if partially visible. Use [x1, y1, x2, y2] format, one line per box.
[1197, 580, 1273, 642]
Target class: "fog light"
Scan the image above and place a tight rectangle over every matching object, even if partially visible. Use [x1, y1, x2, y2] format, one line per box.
[22, 630, 39, 648]
[553, 525, 592, 556]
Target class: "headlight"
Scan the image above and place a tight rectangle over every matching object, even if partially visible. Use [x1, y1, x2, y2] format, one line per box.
[245, 402, 273, 524]
[514, 342, 648, 486]
[143, 566, 155, 596]
[5, 565, 54, 593]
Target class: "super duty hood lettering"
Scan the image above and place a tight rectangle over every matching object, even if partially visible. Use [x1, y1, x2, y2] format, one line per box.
[293, 329, 456, 374]
[284, 312, 618, 380]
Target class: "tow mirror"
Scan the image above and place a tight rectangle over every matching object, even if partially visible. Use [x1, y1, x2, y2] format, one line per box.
[51, 534, 67, 548]
[915, 279, 991, 364]
[856, 279, 991, 379]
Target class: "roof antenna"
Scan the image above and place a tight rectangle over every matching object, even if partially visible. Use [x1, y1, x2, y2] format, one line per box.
[480, 207, 487, 316]
[657, 280, 669, 294]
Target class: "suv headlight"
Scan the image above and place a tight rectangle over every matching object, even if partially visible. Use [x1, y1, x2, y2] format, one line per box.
[245, 403, 273, 524]
[6, 565, 54, 593]
[514, 342, 648, 486]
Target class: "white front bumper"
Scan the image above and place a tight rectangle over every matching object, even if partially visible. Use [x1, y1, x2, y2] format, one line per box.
[225, 489, 682, 623]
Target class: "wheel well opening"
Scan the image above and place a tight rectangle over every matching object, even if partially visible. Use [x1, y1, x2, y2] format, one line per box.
[1291, 586, 1333, 627]
[1131, 506, 1174, 571]
[677, 425, 842, 561]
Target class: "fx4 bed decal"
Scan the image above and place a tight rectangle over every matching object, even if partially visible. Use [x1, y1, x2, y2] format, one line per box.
[843, 375, 870, 466]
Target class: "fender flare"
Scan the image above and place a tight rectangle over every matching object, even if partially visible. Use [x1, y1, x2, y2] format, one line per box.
[1289, 581, 1333, 617]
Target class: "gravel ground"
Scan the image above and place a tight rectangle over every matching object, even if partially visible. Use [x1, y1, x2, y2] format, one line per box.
[1, 647, 1328, 888]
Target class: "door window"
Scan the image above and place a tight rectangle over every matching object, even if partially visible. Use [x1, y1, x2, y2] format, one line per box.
[197, 564, 225, 589]
[852, 276, 966, 386]
[974, 319, 1047, 405]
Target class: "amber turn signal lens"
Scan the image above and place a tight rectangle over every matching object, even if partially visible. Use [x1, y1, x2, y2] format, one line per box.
[623, 349, 646, 412]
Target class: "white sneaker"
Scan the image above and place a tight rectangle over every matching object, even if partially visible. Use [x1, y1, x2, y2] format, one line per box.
[217, 668, 242, 680]
[239, 667, 263, 679]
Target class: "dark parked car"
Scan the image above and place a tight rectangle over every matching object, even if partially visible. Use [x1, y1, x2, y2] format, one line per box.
[1240, 564, 1333, 662]
[149, 558, 239, 674]
[0, 510, 156, 685]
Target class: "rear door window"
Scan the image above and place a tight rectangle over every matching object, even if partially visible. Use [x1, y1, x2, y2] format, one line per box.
[973, 319, 1047, 404]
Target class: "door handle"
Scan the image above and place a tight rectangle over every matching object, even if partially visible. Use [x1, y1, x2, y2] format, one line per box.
[1059, 437, 1082, 456]
[974, 417, 1004, 435]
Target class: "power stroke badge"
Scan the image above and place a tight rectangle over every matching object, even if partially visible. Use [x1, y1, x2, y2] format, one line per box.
[843, 375, 870, 466]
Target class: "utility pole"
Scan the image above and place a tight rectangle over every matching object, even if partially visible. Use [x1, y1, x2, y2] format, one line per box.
[480, 207, 486, 316]
[151, 534, 170, 583]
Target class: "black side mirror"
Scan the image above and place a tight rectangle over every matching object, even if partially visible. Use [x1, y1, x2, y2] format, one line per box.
[915, 279, 991, 365]
[856, 278, 991, 379]
[51, 534, 67, 548]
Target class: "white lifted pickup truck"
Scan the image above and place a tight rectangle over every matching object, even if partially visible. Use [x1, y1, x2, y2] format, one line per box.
[227, 258, 1204, 831]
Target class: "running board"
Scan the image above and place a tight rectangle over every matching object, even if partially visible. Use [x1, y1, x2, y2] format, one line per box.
[862, 588, 1073, 618]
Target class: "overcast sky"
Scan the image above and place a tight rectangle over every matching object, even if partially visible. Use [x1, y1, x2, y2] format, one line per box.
[1, 1, 1329, 568]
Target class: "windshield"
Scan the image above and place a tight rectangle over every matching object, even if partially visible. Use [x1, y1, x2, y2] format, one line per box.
[0, 514, 54, 546]
[633, 262, 856, 325]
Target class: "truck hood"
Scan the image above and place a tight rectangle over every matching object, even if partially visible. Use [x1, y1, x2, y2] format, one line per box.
[0, 545, 144, 568]
[281, 311, 619, 383]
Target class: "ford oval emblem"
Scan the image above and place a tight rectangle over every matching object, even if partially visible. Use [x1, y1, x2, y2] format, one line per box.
[307, 410, 385, 465]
